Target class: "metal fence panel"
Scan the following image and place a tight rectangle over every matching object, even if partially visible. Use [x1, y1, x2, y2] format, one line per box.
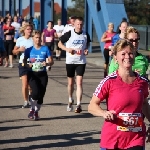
[130, 25, 148, 50]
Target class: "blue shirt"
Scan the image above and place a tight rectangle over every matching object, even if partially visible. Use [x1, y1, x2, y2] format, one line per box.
[24, 46, 51, 72]
[14, 30, 22, 39]
[111, 34, 121, 46]
[33, 18, 39, 30]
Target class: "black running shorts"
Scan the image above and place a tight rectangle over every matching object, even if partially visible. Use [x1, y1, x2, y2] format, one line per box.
[66, 64, 86, 77]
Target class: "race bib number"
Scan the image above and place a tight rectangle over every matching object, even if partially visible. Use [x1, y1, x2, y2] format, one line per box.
[32, 62, 44, 72]
[6, 35, 12, 40]
[46, 37, 53, 42]
[117, 113, 143, 132]
[70, 50, 82, 56]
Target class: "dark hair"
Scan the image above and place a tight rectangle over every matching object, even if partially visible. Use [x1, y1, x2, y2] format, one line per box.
[47, 21, 54, 25]
[116, 20, 128, 34]
[70, 16, 76, 20]
[122, 17, 127, 22]
[75, 16, 83, 21]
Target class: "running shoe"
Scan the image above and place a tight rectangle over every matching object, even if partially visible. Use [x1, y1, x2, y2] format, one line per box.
[4, 63, 8, 67]
[67, 100, 74, 112]
[34, 112, 40, 121]
[22, 102, 30, 108]
[46, 66, 51, 71]
[28, 109, 35, 119]
[9, 65, 14, 68]
[58, 57, 61, 61]
[75, 105, 82, 113]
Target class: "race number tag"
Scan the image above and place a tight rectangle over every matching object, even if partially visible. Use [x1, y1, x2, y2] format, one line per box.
[69, 50, 82, 56]
[75, 50, 82, 55]
[117, 113, 143, 132]
[46, 37, 53, 42]
[32, 62, 44, 72]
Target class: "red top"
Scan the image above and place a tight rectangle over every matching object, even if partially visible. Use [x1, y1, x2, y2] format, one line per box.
[3, 25, 15, 40]
[104, 31, 116, 49]
[93, 71, 149, 149]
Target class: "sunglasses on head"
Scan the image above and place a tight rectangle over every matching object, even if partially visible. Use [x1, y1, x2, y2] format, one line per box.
[128, 38, 140, 43]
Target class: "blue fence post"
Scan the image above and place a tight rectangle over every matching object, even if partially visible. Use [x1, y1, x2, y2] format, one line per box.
[61, 0, 67, 25]
[85, 0, 92, 53]
[40, 0, 52, 31]
[51, 0, 54, 21]
[19, 0, 22, 16]
[2, 0, 5, 17]
[9, 0, 12, 16]
[30, 0, 34, 18]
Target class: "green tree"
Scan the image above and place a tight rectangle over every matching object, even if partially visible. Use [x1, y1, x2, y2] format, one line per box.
[67, 0, 85, 18]
[124, 0, 150, 25]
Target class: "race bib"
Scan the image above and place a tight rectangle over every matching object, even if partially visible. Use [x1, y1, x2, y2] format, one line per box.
[32, 62, 44, 72]
[117, 113, 143, 132]
[6, 35, 12, 40]
[46, 37, 53, 42]
[70, 50, 82, 56]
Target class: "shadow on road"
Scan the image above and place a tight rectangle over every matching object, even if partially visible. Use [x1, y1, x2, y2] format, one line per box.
[1, 130, 100, 149]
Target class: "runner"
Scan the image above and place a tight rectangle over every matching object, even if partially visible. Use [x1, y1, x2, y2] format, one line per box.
[62, 16, 76, 35]
[23, 30, 54, 120]
[3, 18, 15, 68]
[12, 24, 33, 108]
[58, 17, 91, 113]
[41, 21, 57, 56]
[11, 16, 21, 33]
[53, 19, 64, 60]
[109, 20, 128, 56]
[109, 26, 149, 77]
[88, 39, 150, 150]
[101, 23, 116, 77]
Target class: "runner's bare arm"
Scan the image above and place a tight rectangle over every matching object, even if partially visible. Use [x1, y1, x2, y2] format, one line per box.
[142, 98, 150, 122]
[101, 32, 111, 42]
[54, 32, 58, 39]
[58, 41, 74, 54]
[12, 46, 20, 55]
[88, 95, 116, 120]
[48, 56, 54, 66]
[41, 32, 45, 45]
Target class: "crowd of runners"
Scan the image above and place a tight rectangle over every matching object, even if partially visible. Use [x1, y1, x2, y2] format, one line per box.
[1, 13, 150, 150]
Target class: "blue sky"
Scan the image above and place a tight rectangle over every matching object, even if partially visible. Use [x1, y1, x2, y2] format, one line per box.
[22, 0, 74, 8]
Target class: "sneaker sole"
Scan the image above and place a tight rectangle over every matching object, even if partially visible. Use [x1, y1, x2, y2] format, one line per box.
[75, 110, 82, 113]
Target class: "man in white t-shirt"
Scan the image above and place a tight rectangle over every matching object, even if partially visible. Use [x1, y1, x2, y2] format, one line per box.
[58, 17, 91, 113]
[61, 16, 76, 35]
[53, 19, 64, 60]
[11, 16, 21, 32]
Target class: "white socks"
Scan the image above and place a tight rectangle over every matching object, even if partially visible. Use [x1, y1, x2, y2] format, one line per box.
[30, 98, 41, 112]
[77, 101, 81, 106]
[69, 97, 73, 103]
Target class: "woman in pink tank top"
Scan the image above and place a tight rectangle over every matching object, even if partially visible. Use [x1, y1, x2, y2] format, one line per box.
[101, 23, 116, 77]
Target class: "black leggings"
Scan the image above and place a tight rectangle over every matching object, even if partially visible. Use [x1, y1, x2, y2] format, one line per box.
[28, 71, 48, 105]
[4, 40, 14, 56]
[103, 48, 110, 65]
[45, 42, 54, 51]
